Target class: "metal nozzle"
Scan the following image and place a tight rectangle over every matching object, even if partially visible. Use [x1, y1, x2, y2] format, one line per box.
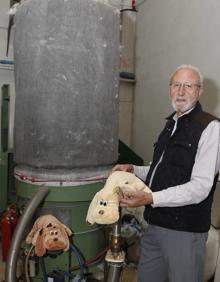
[110, 219, 122, 256]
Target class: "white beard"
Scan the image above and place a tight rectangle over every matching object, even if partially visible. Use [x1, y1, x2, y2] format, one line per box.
[171, 96, 197, 114]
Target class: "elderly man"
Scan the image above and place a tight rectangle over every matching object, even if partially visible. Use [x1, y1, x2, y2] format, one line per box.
[112, 65, 220, 282]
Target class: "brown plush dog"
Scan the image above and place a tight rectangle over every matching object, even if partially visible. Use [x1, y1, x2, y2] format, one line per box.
[86, 171, 152, 225]
[26, 214, 72, 257]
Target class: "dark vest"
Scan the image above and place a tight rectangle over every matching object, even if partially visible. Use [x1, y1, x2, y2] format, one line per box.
[144, 102, 219, 232]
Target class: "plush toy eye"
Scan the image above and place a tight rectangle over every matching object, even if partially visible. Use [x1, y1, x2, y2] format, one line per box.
[97, 199, 108, 206]
[100, 200, 103, 205]
[97, 199, 103, 205]
[125, 181, 129, 184]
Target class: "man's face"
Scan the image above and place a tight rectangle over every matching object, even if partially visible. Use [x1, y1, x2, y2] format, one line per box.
[169, 68, 202, 116]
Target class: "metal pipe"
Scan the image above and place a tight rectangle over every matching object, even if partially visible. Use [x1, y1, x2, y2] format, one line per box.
[105, 212, 125, 282]
[106, 262, 123, 282]
[5, 187, 49, 282]
[0, 65, 14, 71]
[110, 220, 122, 256]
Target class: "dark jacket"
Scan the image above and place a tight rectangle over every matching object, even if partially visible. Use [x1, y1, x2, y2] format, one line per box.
[144, 102, 219, 232]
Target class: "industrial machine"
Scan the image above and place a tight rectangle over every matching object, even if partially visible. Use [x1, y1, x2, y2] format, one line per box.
[4, 0, 119, 280]
[0, 1, 142, 281]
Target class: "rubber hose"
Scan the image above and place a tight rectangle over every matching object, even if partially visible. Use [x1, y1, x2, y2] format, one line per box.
[5, 188, 49, 282]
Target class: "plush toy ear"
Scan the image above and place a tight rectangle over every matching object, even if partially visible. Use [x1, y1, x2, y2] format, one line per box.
[61, 224, 72, 237]
[31, 229, 41, 246]
[143, 185, 152, 193]
[86, 192, 100, 225]
[59, 226, 70, 251]
[26, 227, 36, 244]
[34, 229, 46, 257]
[113, 186, 121, 194]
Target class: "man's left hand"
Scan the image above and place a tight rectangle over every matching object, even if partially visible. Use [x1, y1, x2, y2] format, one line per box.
[119, 191, 153, 208]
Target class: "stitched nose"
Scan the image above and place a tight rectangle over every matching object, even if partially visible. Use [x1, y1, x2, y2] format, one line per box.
[99, 210, 104, 215]
[53, 238, 58, 241]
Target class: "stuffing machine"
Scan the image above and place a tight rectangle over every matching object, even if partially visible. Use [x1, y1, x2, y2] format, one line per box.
[6, 0, 120, 281]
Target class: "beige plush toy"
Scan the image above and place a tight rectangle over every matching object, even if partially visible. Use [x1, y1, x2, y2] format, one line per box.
[86, 171, 152, 225]
[26, 214, 72, 257]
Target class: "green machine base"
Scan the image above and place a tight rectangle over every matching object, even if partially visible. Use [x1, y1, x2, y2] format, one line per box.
[16, 179, 107, 281]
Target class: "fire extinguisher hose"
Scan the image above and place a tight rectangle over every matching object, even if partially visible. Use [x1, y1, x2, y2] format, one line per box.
[5, 188, 49, 282]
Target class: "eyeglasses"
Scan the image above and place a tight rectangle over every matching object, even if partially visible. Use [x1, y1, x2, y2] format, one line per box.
[170, 82, 201, 92]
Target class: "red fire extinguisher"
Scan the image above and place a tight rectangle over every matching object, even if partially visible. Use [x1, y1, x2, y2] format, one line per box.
[1, 204, 18, 261]
[132, 0, 136, 10]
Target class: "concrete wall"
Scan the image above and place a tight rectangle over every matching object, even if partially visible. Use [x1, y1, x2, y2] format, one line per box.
[133, 0, 220, 163]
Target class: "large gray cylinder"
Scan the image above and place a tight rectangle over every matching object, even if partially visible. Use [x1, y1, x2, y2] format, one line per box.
[14, 0, 120, 169]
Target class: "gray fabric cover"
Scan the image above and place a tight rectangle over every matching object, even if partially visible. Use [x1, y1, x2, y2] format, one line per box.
[14, 0, 120, 169]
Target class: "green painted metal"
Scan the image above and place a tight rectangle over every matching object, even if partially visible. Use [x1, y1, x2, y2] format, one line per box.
[0, 152, 8, 213]
[7, 152, 16, 203]
[16, 179, 107, 280]
[17, 180, 104, 202]
[0, 85, 10, 213]
[1, 85, 9, 153]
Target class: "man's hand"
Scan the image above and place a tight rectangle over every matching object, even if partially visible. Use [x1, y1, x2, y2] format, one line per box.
[119, 190, 153, 208]
[111, 164, 134, 173]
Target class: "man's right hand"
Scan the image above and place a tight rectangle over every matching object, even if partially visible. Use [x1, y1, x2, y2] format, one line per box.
[111, 164, 134, 173]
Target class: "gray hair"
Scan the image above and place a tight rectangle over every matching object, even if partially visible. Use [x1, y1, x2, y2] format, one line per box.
[169, 64, 204, 87]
